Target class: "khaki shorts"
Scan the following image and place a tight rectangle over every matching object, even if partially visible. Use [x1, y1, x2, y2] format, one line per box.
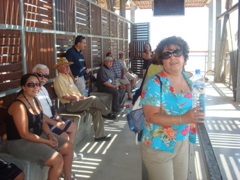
[125, 72, 137, 81]
[119, 77, 130, 85]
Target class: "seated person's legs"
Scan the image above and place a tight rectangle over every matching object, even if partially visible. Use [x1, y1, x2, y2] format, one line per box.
[49, 117, 76, 144]
[98, 86, 121, 113]
[6, 133, 73, 180]
[119, 77, 132, 100]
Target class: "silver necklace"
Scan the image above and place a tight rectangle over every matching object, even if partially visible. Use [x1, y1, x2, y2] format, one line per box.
[23, 93, 38, 114]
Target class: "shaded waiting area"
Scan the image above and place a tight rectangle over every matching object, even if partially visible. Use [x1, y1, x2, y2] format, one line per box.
[0, 0, 239, 180]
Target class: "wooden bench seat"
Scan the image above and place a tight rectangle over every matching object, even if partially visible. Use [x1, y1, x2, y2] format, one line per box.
[0, 82, 92, 180]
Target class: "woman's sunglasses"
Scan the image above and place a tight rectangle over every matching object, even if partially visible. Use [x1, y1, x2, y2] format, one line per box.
[26, 83, 41, 88]
[161, 49, 183, 59]
[36, 73, 49, 78]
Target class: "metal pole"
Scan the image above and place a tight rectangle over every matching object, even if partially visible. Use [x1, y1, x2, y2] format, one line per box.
[236, 2, 240, 102]
[19, 0, 27, 74]
[207, 0, 214, 72]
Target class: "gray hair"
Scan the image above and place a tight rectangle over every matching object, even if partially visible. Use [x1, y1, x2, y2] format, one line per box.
[32, 64, 49, 73]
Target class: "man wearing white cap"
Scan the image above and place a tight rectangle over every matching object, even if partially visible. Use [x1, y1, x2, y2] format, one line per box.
[118, 51, 138, 92]
[53, 58, 116, 141]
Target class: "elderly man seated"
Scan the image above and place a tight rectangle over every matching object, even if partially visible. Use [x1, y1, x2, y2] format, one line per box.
[117, 51, 138, 92]
[106, 52, 132, 100]
[53, 58, 116, 142]
[96, 56, 126, 114]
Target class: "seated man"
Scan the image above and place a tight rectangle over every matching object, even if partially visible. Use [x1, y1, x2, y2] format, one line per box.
[96, 57, 126, 114]
[32, 64, 82, 160]
[117, 51, 138, 92]
[53, 58, 116, 142]
[106, 52, 132, 100]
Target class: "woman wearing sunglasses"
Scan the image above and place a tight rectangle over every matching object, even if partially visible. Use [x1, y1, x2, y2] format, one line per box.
[5, 73, 75, 180]
[140, 36, 205, 180]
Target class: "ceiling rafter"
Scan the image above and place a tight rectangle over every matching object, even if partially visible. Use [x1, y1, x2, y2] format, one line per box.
[97, 0, 211, 10]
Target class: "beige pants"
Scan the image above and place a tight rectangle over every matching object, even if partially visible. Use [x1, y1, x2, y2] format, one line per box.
[75, 76, 85, 95]
[65, 96, 110, 138]
[141, 138, 189, 180]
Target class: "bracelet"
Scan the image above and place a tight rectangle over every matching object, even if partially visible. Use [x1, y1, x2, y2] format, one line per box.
[172, 117, 177, 126]
[47, 133, 51, 137]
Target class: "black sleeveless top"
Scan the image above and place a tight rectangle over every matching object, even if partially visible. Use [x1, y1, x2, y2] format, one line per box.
[6, 98, 43, 140]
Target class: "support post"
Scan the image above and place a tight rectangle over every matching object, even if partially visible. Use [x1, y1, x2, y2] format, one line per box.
[207, 0, 214, 72]
[236, 2, 240, 102]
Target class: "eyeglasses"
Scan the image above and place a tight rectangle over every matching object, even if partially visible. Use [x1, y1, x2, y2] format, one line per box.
[161, 49, 183, 59]
[26, 83, 41, 88]
[36, 73, 49, 78]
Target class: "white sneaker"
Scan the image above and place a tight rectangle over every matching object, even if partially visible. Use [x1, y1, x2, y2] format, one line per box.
[73, 152, 83, 161]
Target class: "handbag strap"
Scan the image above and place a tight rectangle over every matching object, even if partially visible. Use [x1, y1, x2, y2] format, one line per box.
[139, 61, 152, 92]
[156, 75, 163, 107]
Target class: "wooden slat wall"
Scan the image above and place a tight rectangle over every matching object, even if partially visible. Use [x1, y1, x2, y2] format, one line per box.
[91, 4, 101, 36]
[76, 0, 90, 34]
[82, 37, 91, 69]
[130, 41, 148, 77]
[118, 20, 123, 39]
[102, 10, 110, 37]
[103, 39, 111, 58]
[0, 30, 22, 92]
[125, 40, 129, 58]
[55, 0, 75, 32]
[111, 39, 118, 59]
[0, 0, 130, 106]
[110, 14, 118, 37]
[56, 34, 75, 58]
[92, 38, 102, 67]
[24, 0, 53, 29]
[0, 0, 20, 25]
[25, 32, 55, 77]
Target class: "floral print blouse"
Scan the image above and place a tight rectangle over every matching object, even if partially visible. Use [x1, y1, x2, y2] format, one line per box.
[140, 70, 196, 153]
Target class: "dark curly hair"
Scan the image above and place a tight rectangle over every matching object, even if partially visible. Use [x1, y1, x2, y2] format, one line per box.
[143, 43, 152, 52]
[153, 36, 189, 65]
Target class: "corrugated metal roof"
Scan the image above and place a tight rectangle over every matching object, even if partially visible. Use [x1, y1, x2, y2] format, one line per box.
[98, 0, 211, 10]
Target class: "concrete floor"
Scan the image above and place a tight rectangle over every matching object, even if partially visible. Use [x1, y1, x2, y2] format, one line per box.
[73, 100, 142, 180]
[72, 77, 240, 180]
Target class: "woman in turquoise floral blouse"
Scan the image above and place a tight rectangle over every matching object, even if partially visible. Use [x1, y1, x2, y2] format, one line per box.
[140, 36, 205, 180]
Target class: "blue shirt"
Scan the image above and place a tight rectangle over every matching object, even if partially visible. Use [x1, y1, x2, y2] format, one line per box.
[65, 46, 86, 77]
[111, 60, 124, 79]
[140, 70, 196, 153]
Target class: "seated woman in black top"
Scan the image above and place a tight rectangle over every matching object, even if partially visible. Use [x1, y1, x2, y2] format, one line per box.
[6, 74, 75, 180]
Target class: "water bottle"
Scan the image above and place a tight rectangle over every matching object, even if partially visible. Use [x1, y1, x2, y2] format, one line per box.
[83, 88, 89, 97]
[191, 69, 205, 120]
[105, 77, 113, 84]
[125, 104, 135, 131]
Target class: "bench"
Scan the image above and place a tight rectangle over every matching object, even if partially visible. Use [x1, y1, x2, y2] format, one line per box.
[89, 73, 113, 112]
[0, 83, 92, 180]
[0, 108, 49, 180]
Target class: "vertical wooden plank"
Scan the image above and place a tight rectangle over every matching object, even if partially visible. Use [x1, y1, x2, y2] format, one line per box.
[14, 0, 20, 25]
[0, 0, 4, 23]
[9, 0, 14, 25]
[55, 0, 59, 30]
[48, 34, 55, 77]
[3, 0, 9, 24]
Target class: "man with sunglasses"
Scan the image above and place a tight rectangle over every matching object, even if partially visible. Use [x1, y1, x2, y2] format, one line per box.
[32, 64, 83, 160]
[65, 35, 89, 94]
[53, 58, 116, 142]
